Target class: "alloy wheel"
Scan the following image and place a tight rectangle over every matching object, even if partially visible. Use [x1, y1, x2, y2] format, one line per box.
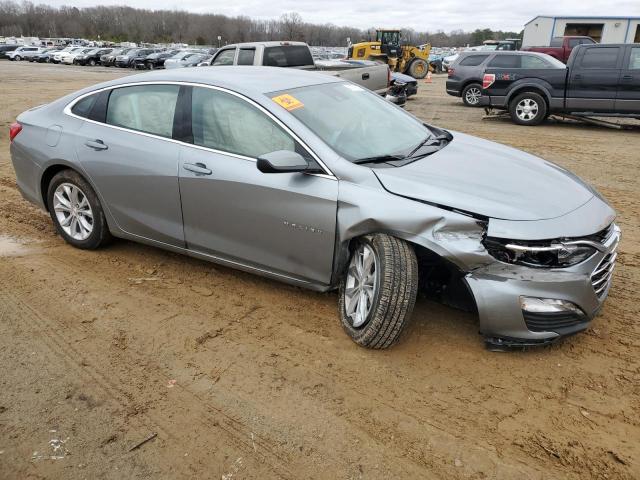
[516, 98, 539, 121]
[53, 183, 94, 241]
[344, 243, 378, 328]
[465, 87, 481, 105]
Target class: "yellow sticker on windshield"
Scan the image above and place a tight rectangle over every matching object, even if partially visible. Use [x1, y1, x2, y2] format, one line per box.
[272, 94, 304, 111]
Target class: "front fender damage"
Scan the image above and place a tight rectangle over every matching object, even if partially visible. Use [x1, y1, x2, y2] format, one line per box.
[333, 181, 494, 285]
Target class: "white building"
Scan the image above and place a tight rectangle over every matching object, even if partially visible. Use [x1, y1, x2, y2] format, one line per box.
[523, 16, 640, 47]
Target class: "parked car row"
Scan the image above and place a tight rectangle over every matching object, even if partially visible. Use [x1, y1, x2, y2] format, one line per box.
[2, 44, 218, 70]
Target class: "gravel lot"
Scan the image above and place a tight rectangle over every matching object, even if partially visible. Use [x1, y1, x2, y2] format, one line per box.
[0, 61, 638, 480]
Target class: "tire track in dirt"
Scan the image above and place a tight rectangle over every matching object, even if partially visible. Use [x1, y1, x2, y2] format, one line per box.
[0, 290, 292, 480]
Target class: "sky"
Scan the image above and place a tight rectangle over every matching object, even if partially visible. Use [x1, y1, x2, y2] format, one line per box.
[40, 1, 640, 32]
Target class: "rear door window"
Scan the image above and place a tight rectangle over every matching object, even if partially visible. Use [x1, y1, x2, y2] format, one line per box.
[237, 48, 255, 65]
[628, 47, 640, 69]
[459, 54, 489, 66]
[487, 55, 520, 68]
[106, 85, 180, 138]
[579, 47, 620, 69]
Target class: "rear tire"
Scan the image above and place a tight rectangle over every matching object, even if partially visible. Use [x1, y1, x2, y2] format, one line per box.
[462, 83, 482, 107]
[509, 91, 547, 126]
[407, 59, 428, 79]
[47, 169, 112, 250]
[339, 234, 419, 349]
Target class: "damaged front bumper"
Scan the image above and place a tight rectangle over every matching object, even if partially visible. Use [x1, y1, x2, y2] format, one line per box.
[466, 225, 620, 347]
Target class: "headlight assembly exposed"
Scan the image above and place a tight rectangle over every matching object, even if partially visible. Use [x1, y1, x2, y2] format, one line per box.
[484, 238, 603, 268]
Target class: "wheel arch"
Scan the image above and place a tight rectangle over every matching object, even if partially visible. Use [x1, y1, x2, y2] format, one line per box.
[506, 83, 552, 110]
[332, 231, 478, 313]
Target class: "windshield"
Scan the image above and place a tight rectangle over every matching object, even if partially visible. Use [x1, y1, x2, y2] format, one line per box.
[270, 82, 432, 162]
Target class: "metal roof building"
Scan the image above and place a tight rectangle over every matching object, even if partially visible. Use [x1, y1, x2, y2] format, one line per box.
[522, 16, 640, 47]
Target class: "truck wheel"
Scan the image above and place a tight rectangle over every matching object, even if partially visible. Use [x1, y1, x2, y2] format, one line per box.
[407, 59, 428, 79]
[462, 83, 482, 107]
[509, 92, 547, 126]
[339, 234, 418, 349]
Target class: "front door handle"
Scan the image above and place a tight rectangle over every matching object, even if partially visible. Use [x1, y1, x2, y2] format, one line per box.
[574, 74, 582, 80]
[183, 162, 212, 175]
[622, 74, 633, 80]
[84, 139, 108, 151]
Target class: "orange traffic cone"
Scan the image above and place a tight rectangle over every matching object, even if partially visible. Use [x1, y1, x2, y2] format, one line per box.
[425, 71, 432, 83]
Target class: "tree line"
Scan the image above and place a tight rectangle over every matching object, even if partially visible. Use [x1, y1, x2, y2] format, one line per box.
[0, 1, 521, 47]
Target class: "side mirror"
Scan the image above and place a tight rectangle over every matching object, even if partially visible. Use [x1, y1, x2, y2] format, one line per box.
[257, 150, 309, 173]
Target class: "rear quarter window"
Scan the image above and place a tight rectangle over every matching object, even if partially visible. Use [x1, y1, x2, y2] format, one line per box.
[487, 55, 520, 68]
[459, 54, 489, 67]
[521, 55, 552, 69]
[71, 94, 98, 118]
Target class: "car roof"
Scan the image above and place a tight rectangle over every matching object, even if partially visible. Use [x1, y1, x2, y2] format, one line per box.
[221, 41, 308, 49]
[71, 66, 342, 98]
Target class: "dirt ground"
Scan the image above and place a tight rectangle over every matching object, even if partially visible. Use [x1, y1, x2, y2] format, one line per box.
[0, 61, 638, 480]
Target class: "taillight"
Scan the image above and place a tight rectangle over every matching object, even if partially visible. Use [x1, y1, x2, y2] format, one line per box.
[482, 73, 496, 89]
[447, 68, 454, 77]
[387, 66, 391, 87]
[9, 122, 22, 142]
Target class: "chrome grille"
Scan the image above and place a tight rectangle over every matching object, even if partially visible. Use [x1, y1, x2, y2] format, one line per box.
[591, 234, 618, 298]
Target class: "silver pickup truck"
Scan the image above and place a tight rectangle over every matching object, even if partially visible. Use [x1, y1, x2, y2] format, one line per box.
[203, 41, 389, 95]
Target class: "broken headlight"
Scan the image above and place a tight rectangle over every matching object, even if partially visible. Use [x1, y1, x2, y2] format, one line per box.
[484, 238, 598, 268]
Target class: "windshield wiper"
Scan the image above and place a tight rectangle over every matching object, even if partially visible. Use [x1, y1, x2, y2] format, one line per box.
[353, 154, 406, 165]
[406, 132, 451, 158]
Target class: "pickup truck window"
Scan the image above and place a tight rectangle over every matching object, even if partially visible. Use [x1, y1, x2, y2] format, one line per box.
[628, 47, 640, 69]
[580, 47, 620, 69]
[568, 38, 581, 48]
[488, 55, 520, 68]
[550, 38, 563, 47]
[213, 49, 235, 66]
[459, 54, 489, 66]
[237, 48, 255, 66]
[263, 46, 314, 67]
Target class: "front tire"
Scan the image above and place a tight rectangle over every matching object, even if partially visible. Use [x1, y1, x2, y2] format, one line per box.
[47, 170, 112, 250]
[407, 59, 428, 79]
[339, 234, 419, 349]
[14, 55, 21, 61]
[509, 91, 547, 126]
[462, 83, 482, 107]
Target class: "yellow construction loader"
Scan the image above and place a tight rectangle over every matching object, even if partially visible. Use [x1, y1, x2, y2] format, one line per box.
[347, 29, 432, 79]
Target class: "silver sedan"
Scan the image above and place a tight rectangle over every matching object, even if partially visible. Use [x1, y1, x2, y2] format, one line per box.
[9, 66, 619, 349]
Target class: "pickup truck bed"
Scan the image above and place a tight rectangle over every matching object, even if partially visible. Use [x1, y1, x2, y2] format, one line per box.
[205, 41, 389, 95]
[479, 44, 640, 125]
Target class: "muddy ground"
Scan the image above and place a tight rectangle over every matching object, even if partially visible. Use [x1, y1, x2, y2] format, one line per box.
[0, 61, 638, 480]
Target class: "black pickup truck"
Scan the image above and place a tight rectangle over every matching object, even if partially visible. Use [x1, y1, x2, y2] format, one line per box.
[479, 44, 640, 125]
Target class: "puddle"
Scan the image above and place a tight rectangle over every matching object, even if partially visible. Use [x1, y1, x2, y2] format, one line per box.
[0, 236, 38, 257]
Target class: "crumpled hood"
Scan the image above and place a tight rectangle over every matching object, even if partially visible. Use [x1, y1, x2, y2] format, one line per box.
[373, 131, 594, 221]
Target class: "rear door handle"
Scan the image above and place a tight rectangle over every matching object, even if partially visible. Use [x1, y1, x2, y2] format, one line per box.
[84, 139, 108, 151]
[574, 74, 582, 80]
[183, 162, 212, 175]
[362, 72, 370, 80]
